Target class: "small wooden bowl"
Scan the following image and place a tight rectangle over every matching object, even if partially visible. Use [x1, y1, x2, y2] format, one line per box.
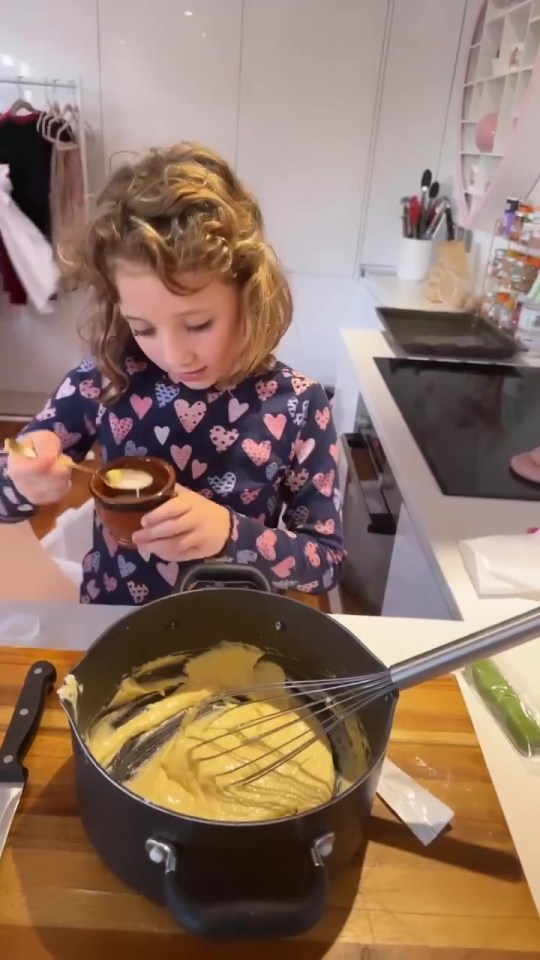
[90, 456, 176, 549]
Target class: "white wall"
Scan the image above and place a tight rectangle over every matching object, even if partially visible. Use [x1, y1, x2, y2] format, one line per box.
[0, 0, 507, 398]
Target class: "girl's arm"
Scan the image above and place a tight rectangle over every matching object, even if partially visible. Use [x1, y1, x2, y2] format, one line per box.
[226, 386, 345, 593]
[0, 360, 101, 523]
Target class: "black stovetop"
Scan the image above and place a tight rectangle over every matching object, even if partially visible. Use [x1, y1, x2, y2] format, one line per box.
[375, 357, 540, 500]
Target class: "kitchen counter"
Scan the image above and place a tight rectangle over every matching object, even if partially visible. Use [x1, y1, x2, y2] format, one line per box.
[1, 643, 539, 958]
[333, 313, 540, 915]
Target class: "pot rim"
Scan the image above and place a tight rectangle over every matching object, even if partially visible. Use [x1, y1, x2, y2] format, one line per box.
[62, 589, 398, 829]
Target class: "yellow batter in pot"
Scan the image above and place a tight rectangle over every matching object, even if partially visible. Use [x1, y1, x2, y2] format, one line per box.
[78, 644, 343, 822]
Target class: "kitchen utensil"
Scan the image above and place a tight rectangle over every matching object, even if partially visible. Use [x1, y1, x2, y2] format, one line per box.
[409, 195, 421, 238]
[401, 196, 411, 237]
[198, 607, 540, 786]
[58, 564, 397, 940]
[445, 204, 455, 241]
[3, 437, 152, 492]
[0, 660, 56, 860]
[89, 456, 177, 547]
[419, 168, 432, 236]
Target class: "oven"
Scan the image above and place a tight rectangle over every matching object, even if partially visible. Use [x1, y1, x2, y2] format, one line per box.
[338, 403, 401, 615]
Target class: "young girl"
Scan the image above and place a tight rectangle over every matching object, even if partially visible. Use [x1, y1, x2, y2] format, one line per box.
[1, 143, 344, 605]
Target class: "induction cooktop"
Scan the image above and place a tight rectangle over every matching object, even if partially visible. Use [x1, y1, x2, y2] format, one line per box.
[375, 357, 540, 500]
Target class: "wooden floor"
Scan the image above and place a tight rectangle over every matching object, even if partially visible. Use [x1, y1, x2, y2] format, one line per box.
[1, 420, 331, 611]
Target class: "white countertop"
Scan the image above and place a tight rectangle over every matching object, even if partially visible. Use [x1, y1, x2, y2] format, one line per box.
[338, 293, 540, 913]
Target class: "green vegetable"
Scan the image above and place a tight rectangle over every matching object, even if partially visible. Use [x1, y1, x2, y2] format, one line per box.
[467, 659, 540, 759]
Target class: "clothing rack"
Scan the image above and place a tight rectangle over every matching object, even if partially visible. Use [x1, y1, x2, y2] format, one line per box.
[0, 75, 90, 218]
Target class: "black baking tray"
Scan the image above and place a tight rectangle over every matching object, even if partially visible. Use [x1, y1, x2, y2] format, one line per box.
[376, 307, 520, 360]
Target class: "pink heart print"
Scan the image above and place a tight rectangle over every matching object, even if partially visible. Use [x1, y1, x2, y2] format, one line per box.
[313, 469, 335, 497]
[271, 556, 296, 578]
[256, 529, 277, 561]
[315, 518, 335, 535]
[285, 468, 309, 493]
[127, 580, 149, 604]
[54, 423, 82, 449]
[295, 437, 315, 464]
[329, 443, 338, 462]
[104, 573, 118, 592]
[304, 541, 321, 567]
[157, 561, 179, 587]
[228, 398, 249, 423]
[192, 459, 207, 479]
[130, 394, 153, 419]
[264, 413, 287, 441]
[175, 399, 206, 432]
[110, 413, 133, 444]
[296, 581, 319, 593]
[255, 380, 278, 402]
[315, 407, 331, 431]
[79, 379, 100, 400]
[242, 438, 271, 466]
[171, 444, 192, 471]
[240, 488, 260, 504]
[291, 375, 313, 396]
[125, 357, 148, 375]
[210, 425, 239, 452]
[86, 579, 100, 600]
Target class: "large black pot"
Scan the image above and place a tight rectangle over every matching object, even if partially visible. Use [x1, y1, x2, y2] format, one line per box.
[61, 564, 398, 941]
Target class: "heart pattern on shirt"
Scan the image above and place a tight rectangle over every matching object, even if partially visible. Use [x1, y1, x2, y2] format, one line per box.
[228, 398, 249, 423]
[154, 426, 170, 445]
[175, 399, 206, 432]
[313, 469, 335, 496]
[125, 440, 148, 457]
[210, 425, 239, 452]
[171, 444, 192, 471]
[256, 380, 278, 402]
[130, 394, 153, 419]
[125, 357, 148, 375]
[80, 379, 100, 400]
[157, 561, 179, 587]
[242, 439, 271, 466]
[56, 377, 76, 399]
[208, 472, 236, 496]
[110, 413, 133, 445]
[263, 413, 286, 441]
[156, 382, 180, 407]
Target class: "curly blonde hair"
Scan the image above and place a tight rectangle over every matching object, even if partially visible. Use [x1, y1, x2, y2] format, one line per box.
[61, 142, 292, 403]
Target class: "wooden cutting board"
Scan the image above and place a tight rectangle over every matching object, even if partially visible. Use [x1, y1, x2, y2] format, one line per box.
[1, 646, 539, 959]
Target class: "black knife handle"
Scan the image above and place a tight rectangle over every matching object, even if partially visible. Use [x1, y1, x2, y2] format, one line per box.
[0, 661, 57, 786]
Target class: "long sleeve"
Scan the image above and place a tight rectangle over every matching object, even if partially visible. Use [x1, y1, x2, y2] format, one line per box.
[226, 385, 345, 593]
[0, 359, 101, 523]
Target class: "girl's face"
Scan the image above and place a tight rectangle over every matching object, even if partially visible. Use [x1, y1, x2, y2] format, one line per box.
[115, 261, 240, 389]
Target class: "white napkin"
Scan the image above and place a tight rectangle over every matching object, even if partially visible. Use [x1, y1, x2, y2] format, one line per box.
[459, 530, 540, 597]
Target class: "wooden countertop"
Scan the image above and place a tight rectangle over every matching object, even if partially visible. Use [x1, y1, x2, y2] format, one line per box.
[1, 647, 539, 959]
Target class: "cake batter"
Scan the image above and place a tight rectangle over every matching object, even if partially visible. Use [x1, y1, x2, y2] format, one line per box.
[79, 644, 339, 822]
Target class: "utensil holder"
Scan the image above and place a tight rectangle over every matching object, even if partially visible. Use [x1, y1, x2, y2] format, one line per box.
[397, 237, 433, 282]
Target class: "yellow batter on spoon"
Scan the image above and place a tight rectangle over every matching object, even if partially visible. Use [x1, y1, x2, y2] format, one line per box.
[85, 644, 337, 822]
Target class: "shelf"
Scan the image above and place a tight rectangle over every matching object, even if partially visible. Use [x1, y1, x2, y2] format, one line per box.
[485, 0, 532, 25]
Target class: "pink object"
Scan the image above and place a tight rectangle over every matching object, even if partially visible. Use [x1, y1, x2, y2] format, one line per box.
[510, 446, 540, 484]
[475, 112, 499, 153]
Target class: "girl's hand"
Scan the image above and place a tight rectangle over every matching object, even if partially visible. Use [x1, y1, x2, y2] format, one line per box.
[6, 430, 71, 505]
[133, 486, 231, 562]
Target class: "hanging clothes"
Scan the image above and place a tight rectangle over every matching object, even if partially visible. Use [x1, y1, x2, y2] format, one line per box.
[0, 165, 58, 313]
[0, 108, 77, 306]
[50, 141, 85, 249]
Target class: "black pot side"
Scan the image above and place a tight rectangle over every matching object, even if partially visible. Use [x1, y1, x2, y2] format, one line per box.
[62, 564, 398, 941]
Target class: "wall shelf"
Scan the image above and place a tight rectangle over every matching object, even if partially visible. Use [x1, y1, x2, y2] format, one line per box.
[460, 0, 540, 229]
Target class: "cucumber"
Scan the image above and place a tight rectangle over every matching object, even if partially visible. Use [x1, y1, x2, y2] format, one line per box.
[467, 659, 540, 759]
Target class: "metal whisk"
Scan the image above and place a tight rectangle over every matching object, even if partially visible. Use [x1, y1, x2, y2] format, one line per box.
[196, 606, 540, 786]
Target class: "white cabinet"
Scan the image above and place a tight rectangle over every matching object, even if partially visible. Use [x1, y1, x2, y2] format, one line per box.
[360, 0, 468, 269]
[98, 0, 242, 165]
[382, 504, 453, 620]
[237, 0, 388, 277]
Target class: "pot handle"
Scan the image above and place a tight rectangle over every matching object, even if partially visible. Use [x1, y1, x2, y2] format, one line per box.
[176, 562, 271, 595]
[145, 833, 332, 940]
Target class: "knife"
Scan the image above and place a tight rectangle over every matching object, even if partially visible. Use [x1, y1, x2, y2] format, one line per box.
[0, 660, 57, 859]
